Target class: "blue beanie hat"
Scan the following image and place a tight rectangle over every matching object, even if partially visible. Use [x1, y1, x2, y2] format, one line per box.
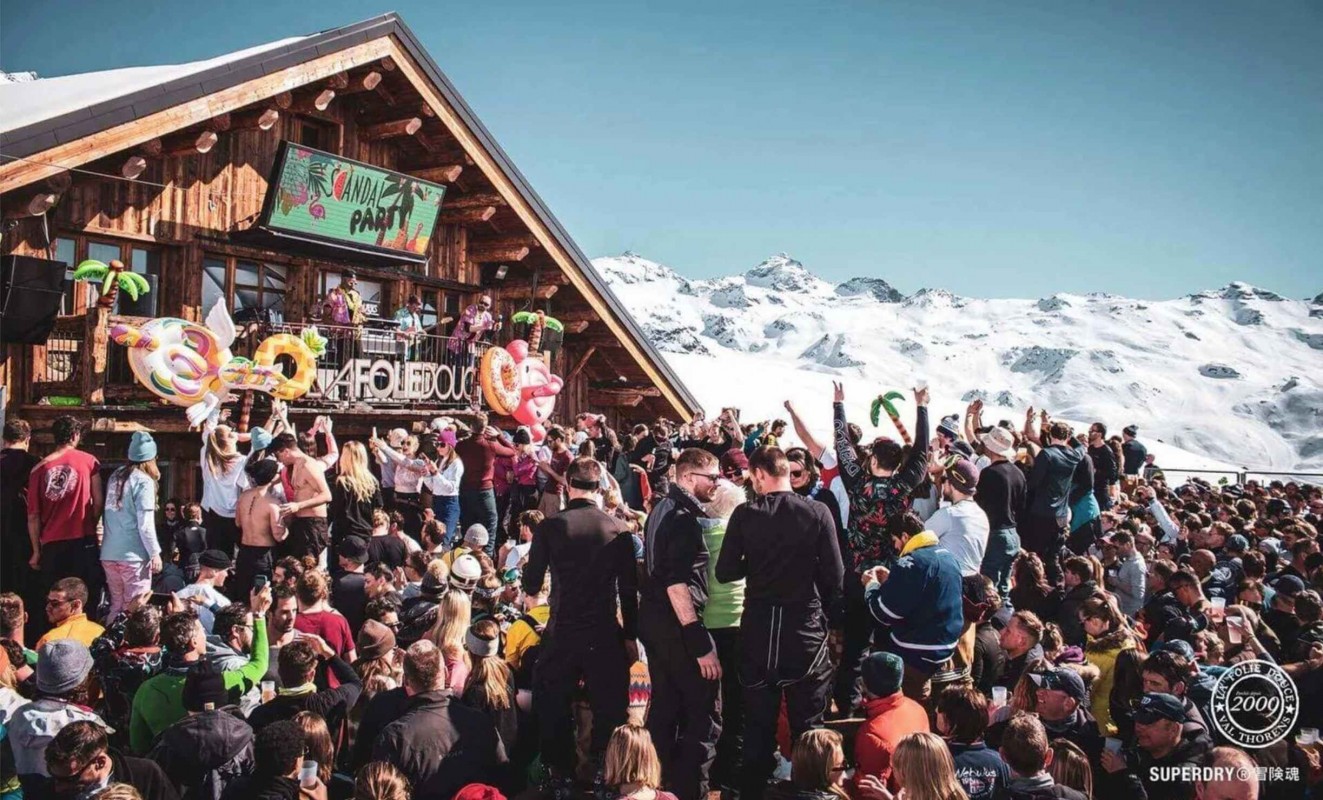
[128, 431, 157, 462]
[249, 426, 273, 452]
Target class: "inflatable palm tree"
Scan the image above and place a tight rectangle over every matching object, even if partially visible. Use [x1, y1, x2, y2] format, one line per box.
[72, 259, 150, 311]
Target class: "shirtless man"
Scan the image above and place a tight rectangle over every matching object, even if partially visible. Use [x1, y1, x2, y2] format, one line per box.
[233, 459, 288, 597]
[270, 433, 332, 560]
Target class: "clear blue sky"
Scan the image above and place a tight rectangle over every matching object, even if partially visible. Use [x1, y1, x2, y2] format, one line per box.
[4, 1, 1322, 299]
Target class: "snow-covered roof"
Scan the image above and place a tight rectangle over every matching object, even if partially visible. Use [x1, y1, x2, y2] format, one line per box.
[0, 37, 308, 135]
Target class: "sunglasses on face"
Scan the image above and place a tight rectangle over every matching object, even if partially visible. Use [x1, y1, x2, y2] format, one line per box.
[789, 469, 805, 478]
[46, 597, 71, 608]
[165, 507, 177, 513]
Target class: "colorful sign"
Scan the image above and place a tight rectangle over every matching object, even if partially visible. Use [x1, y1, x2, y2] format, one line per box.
[260, 141, 446, 259]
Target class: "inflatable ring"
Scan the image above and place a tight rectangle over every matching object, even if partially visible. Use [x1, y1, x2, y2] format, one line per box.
[253, 333, 318, 400]
[480, 346, 521, 416]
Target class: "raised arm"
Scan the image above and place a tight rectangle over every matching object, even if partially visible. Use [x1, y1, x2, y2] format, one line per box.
[785, 400, 827, 459]
[832, 383, 864, 492]
[893, 388, 931, 492]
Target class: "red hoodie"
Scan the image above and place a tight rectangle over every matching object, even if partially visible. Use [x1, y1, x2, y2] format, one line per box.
[852, 692, 930, 796]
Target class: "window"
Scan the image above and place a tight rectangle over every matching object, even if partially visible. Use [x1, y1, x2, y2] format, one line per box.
[51, 237, 77, 314]
[48, 237, 160, 315]
[321, 272, 383, 319]
[203, 255, 287, 323]
[294, 116, 338, 152]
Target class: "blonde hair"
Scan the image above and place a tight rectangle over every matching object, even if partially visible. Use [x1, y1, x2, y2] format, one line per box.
[790, 729, 848, 800]
[336, 441, 380, 503]
[354, 761, 411, 800]
[427, 589, 472, 669]
[294, 711, 334, 784]
[1049, 738, 1094, 799]
[703, 479, 747, 520]
[98, 785, 144, 800]
[465, 619, 512, 711]
[892, 732, 969, 800]
[111, 459, 161, 506]
[603, 723, 663, 789]
[205, 425, 240, 477]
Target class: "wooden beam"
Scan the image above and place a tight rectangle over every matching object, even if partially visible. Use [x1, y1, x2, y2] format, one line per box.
[492, 283, 558, 301]
[162, 130, 218, 157]
[417, 103, 436, 118]
[232, 108, 281, 131]
[551, 307, 597, 323]
[468, 233, 541, 251]
[360, 117, 423, 139]
[589, 390, 643, 408]
[339, 70, 383, 94]
[438, 205, 496, 225]
[325, 72, 351, 90]
[272, 91, 293, 110]
[380, 56, 397, 71]
[137, 137, 163, 157]
[566, 346, 598, 383]
[563, 319, 591, 334]
[208, 112, 232, 132]
[291, 88, 336, 113]
[469, 245, 530, 263]
[373, 81, 398, 107]
[43, 171, 73, 193]
[444, 191, 507, 210]
[4, 192, 58, 218]
[411, 164, 463, 184]
[121, 156, 148, 180]
[0, 37, 394, 194]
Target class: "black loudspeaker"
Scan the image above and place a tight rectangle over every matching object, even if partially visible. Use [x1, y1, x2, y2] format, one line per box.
[116, 273, 158, 317]
[1, 255, 67, 344]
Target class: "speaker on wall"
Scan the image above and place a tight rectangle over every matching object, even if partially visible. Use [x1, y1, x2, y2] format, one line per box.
[116, 273, 158, 318]
[1, 255, 68, 345]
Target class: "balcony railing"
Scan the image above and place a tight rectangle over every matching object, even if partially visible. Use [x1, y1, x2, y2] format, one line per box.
[30, 310, 492, 413]
[235, 321, 491, 410]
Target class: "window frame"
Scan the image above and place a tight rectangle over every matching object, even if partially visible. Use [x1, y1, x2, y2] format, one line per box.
[202, 254, 288, 322]
[47, 235, 161, 316]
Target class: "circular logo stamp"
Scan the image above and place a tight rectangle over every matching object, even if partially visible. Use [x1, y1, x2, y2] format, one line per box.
[1209, 659, 1299, 748]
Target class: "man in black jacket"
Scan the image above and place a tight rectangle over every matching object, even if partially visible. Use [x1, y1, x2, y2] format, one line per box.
[245, 634, 362, 733]
[524, 456, 639, 792]
[639, 448, 724, 800]
[716, 446, 844, 800]
[372, 641, 507, 799]
[43, 720, 180, 800]
[1100, 693, 1212, 800]
[1087, 423, 1118, 510]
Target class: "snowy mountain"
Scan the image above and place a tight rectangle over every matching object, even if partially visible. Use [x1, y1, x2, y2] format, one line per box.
[594, 252, 1323, 474]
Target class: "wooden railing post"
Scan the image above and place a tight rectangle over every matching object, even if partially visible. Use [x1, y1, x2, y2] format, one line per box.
[82, 307, 109, 405]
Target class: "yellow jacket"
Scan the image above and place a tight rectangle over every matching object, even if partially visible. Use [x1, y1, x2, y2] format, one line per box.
[505, 604, 551, 671]
[36, 613, 105, 650]
[1084, 628, 1138, 735]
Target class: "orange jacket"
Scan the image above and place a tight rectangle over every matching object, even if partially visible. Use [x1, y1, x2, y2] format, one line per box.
[852, 693, 930, 796]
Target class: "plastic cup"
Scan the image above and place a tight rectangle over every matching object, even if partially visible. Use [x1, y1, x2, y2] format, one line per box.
[261, 680, 276, 704]
[299, 760, 319, 788]
[1226, 616, 1243, 644]
[1209, 597, 1226, 622]
[991, 686, 1008, 707]
[1300, 728, 1319, 745]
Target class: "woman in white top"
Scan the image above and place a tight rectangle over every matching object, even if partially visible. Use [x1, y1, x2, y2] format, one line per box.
[201, 419, 249, 556]
[371, 433, 429, 540]
[423, 429, 464, 548]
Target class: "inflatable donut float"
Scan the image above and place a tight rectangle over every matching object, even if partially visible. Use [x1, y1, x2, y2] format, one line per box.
[480, 346, 521, 416]
[253, 333, 318, 400]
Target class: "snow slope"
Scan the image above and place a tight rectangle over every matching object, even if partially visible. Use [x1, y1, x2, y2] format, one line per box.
[595, 252, 1323, 475]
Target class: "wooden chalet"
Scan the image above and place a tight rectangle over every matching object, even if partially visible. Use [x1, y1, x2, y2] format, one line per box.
[0, 13, 699, 497]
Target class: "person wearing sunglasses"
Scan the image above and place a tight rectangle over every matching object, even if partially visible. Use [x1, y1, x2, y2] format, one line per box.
[42, 720, 176, 800]
[638, 447, 724, 800]
[446, 293, 496, 364]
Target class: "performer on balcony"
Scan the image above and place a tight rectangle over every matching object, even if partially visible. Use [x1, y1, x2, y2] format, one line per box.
[447, 293, 496, 385]
[322, 271, 366, 362]
[394, 295, 426, 361]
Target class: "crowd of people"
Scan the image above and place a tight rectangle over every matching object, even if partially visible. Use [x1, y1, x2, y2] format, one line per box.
[1, 387, 1321, 800]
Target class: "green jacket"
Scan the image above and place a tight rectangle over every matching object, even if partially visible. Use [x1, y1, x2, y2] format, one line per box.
[702, 518, 745, 630]
[128, 617, 268, 754]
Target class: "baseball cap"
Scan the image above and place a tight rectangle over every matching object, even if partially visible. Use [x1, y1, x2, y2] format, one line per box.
[1030, 668, 1087, 703]
[720, 449, 749, 474]
[1272, 574, 1307, 598]
[1133, 692, 1185, 724]
[947, 458, 980, 495]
